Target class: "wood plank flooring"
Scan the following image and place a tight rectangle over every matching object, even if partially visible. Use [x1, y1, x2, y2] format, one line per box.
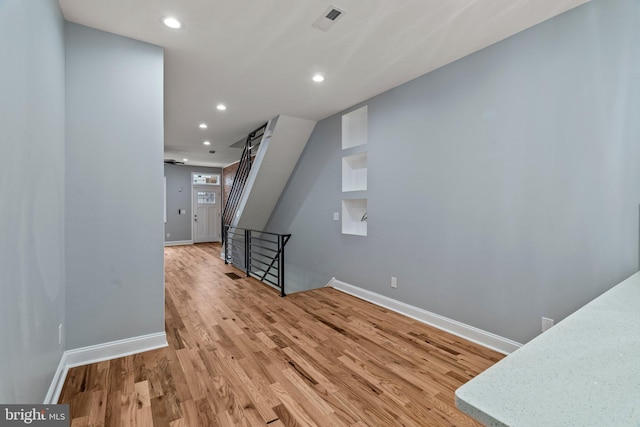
[59, 243, 503, 426]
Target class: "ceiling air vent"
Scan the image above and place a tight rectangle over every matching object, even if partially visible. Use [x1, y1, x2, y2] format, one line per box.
[325, 9, 342, 20]
[312, 5, 346, 32]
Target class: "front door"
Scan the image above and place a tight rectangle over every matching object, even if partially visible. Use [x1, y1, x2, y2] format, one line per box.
[192, 187, 221, 243]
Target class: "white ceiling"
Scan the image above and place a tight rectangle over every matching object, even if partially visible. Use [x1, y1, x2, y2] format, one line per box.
[59, 0, 589, 168]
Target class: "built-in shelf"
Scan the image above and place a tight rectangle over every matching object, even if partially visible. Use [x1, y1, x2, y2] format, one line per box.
[341, 105, 368, 236]
[342, 105, 368, 150]
[342, 199, 367, 236]
[342, 152, 367, 192]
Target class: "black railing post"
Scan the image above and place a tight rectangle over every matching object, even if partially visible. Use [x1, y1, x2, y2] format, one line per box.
[244, 229, 251, 276]
[221, 204, 226, 246]
[224, 226, 229, 264]
[278, 234, 286, 297]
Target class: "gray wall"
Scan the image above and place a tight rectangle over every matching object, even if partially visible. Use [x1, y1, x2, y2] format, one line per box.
[0, 0, 66, 403]
[65, 23, 165, 349]
[164, 164, 222, 242]
[267, 0, 640, 344]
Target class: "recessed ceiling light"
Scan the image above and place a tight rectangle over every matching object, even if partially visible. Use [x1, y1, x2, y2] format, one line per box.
[163, 17, 182, 29]
[182, 158, 188, 162]
[203, 141, 211, 146]
[199, 123, 207, 129]
[216, 104, 227, 111]
[312, 73, 325, 82]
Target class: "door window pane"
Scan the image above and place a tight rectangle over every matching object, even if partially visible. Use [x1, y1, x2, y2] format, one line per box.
[197, 191, 215, 204]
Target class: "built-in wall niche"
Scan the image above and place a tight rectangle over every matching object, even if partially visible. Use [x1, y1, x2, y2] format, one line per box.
[342, 152, 367, 192]
[342, 199, 367, 236]
[342, 105, 368, 150]
[341, 105, 368, 236]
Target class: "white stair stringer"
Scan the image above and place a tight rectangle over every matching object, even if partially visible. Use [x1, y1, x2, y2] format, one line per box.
[231, 115, 316, 230]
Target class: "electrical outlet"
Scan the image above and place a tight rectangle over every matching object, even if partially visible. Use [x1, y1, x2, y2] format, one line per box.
[391, 277, 398, 288]
[541, 317, 554, 332]
[333, 212, 340, 221]
[58, 324, 63, 346]
[166, 233, 170, 238]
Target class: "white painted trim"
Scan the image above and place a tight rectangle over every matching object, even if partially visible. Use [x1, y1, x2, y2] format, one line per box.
[328, 277, 521, 355]
[164, 240, 193, 246]
[64, 332, 168, 368]
[44, 332, 168, 404]
[191, 186, 222, 243]
[230, 117, 276, 229]
[43, 352, 68, 404]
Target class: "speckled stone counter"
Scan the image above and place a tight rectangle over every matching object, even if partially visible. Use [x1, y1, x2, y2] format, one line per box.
[455, 271, 640, 427]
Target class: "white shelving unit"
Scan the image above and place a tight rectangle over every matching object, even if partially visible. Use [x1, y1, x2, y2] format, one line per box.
[342, 106, 368, 150]
[342, 152, 367, 192]
[341, 105, 368, 236]
[342, 199, 367, 236]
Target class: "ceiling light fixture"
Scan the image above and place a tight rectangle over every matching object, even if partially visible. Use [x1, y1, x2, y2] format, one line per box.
[312, 73, 325, 82]
[182, 158, 188, 162]
[163, 17, 182, 29]
[199, 123, 207, 129]
[203, 141, 211, 145]
[216, 104, 227, 111]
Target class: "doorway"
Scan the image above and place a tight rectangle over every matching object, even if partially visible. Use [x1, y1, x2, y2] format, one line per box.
[192, 186, 221, 243]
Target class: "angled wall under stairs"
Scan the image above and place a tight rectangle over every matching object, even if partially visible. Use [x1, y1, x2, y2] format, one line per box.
[230, 115, 316, 230]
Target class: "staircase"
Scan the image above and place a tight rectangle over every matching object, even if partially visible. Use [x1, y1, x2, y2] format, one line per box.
[233, 115, 316, 229]
[221, 115, 316, 293]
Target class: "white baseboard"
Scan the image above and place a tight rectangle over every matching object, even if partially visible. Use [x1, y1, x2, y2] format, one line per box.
[164, 240, 193, 247]
[327, 277, 521, 355]
[64, 332, 168, 368]
[44, 332, 167, 404]
[43, 352, 68, 405]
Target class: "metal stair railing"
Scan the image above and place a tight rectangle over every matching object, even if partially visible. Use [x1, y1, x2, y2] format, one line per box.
[221, 123, 267, 243]
[224, 226, 291, 297]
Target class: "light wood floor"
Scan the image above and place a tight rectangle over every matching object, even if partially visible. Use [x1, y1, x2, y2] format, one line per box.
[59, 243, 503, 426]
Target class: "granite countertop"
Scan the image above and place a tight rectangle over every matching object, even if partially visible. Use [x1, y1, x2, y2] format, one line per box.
[455, 271, 640, 427]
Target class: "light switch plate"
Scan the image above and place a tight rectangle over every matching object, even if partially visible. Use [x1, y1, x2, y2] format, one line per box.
[333, 212, 340, 221]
